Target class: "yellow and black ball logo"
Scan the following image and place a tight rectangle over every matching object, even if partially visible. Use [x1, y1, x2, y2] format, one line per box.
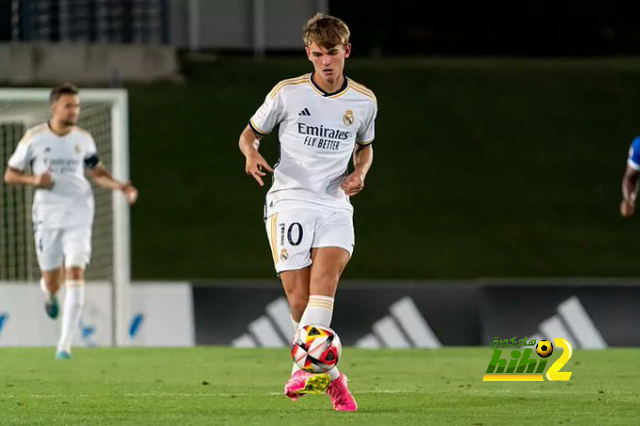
[536, 340, 554, 358]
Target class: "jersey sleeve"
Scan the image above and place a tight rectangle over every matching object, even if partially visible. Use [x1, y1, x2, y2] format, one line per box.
[628, 136, 640, 170]
[249, 87, 286, 136]
[7, 131, 34, 171]
[83, 134, 100, 169]
[357, 102, 377, 146]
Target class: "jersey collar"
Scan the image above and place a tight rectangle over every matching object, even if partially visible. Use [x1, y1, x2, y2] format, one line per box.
[47, 121, 74, 137]
[308, 73, 349, 98]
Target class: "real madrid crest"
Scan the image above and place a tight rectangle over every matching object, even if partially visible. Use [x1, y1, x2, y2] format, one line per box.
[343, 109, 354, 126]
[280, 248, 289, 261]
[74, 144, 81, 154]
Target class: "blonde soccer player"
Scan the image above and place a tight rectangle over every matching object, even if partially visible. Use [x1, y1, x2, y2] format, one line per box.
[4, 83, 138, 359]
[239, 14, 377, 412]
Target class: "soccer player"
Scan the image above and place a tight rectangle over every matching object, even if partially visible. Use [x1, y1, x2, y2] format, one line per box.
[238, 14, 376, 411]
[621, 135, 640, 217]
[4, 83, 138, 359]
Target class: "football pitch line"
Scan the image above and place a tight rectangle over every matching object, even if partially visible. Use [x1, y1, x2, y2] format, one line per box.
[1, 389, 636, 399]
[0, 390, 415, 399]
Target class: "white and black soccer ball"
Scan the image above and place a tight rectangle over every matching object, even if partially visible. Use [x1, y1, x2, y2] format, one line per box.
[291, 324, 342, 373]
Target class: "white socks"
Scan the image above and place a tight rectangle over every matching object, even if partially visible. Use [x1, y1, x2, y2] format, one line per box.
[291, 315, 299, 335]
[299, 295, 334, 327]
[57, 280, 85, 354]
[298, 295, 340, 381]
[39, 278, 53, 301]
[291, 316, 301, 375]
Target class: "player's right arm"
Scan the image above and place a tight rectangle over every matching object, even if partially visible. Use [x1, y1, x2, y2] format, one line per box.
[3, 131, 54, 189]
[239, 84, 286, 187]
[4, 167, 54, 189]
[239, 126, 272, 187]
[621, 136, 640, 217]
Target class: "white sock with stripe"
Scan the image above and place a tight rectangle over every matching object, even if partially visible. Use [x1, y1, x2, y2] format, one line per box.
[57, 280, 85, 354]
[299, 295, 341, 381]
[291, 316, 301, 375]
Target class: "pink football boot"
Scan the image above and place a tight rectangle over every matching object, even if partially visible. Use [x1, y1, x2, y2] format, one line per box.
[284, 370, 331, 401]
[326, 374, 358, 412]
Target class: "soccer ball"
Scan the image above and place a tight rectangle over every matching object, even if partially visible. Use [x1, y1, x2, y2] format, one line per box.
[536, 340, 554, 358]
[291, 324, 342, 373]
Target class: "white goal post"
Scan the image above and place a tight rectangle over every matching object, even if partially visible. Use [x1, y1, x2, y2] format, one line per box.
[0, 88, 131, 347]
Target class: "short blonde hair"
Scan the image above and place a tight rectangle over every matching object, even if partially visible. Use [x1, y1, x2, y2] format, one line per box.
[303, 14, 350, 48]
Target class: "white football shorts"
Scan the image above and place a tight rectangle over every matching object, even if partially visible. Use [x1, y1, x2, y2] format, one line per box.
[34, 226, 92, 271]
[265, 207, 354, 273]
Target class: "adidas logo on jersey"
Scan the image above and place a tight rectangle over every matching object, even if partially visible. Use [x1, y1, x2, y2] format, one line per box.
[298, 108, 311, 116]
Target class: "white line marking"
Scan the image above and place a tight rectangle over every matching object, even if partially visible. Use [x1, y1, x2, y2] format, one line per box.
[0, 389, 636, 399]
[0, 390, 419, 399]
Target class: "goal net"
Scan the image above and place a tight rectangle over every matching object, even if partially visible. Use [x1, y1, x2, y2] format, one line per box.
[0, 89, 131, 346]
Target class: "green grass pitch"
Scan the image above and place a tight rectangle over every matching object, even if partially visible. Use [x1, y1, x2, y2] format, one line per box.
[0, 347, 637, 425]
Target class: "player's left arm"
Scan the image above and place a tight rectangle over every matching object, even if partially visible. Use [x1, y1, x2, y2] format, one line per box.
[86, 163, 138, 205]
[342, 99, 377, 197]
[621, 136, 640, 217]
[621, 165, 639, 217]
[341, 144, 373, 197]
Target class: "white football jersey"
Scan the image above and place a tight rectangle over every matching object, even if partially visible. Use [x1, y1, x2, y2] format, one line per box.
[7, 123, 99, 230]
[250, 73, 377, 214]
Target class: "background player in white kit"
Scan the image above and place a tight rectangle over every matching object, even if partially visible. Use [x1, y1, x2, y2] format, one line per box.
[238, 14, 376, 411]
[4, 83, 138, 359]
